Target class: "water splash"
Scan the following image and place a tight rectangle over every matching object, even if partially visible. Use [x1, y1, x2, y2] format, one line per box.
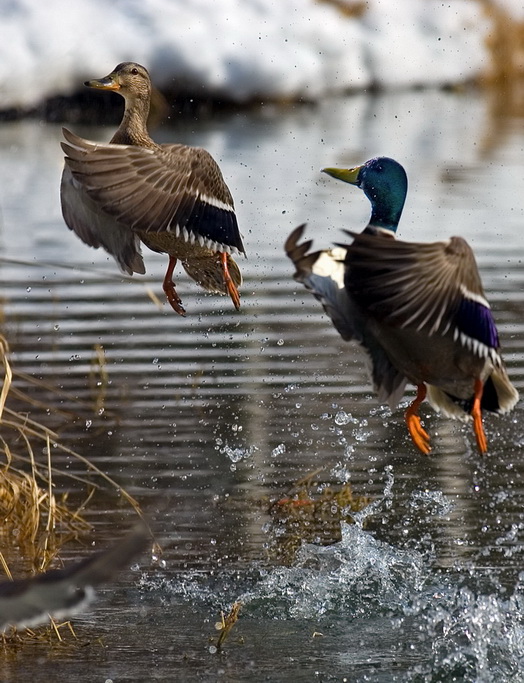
[246, 523, 427, 619]
[220, 443, 258, 463]
[404, 584, 524, 682]
[141, 524, 524, 681]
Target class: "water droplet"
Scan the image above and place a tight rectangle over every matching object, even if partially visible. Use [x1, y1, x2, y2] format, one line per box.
[277, 338, 284, 346]
[271, 443, 286, 457]
[223, 446, 245, 462]
[335, 410, 352, 426]
[353, 430, 366, 442]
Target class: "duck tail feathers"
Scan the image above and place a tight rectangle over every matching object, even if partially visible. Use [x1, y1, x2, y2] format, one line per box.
[427, 367, 519, 420]
[182, 254, 242, 295]
[426, 385, 472, 421]
[489, 366, 519, 414]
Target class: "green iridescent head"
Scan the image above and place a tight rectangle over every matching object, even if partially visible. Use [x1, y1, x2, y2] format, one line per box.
[322, 157, 408, 233]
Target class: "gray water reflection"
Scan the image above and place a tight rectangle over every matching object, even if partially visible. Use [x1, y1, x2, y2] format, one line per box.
[0, 89, 523, 681]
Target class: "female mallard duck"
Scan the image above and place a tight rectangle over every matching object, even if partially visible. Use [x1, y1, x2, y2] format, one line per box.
[286, 157, 518, 454]
[60, 62, 245, 315]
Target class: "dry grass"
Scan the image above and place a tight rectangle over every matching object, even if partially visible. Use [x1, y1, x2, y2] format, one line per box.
[0, 463, 92, 572]
[213, 601, 243, 652]
[267, 469, 371, 565]
[0, 334, 92, 570]
[89, 343, 109, 416]
[1, 619, 80, 650]
[481, 1, 524, 86]
[316, 0, 366, 18]
[0, 334, 145, 639]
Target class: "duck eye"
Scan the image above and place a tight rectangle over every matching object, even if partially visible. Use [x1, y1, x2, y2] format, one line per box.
[131, 67, 139, 75]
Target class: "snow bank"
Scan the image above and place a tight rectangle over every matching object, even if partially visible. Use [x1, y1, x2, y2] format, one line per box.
[0, 0, 520, 110]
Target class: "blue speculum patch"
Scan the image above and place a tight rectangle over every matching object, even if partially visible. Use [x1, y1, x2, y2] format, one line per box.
[457, 297, 499, 349]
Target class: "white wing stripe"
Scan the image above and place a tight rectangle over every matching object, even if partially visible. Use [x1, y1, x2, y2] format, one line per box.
[200, 194, 235, 212]
[168, 225, 241, 255]
[460, 284, 490, 309]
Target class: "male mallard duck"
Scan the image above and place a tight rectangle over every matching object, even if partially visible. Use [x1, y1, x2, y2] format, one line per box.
[286, 157, 518, 454]
[60, 62, 245, 315]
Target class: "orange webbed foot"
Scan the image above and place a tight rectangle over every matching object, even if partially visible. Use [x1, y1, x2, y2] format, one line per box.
[163, 256, 186, 316]
[164, 285, 186, 316]
[406, 413, 431, 455]
[405, 384, 431, 455]
[220, 252, 241, 310]
[472, 379, 488, 454]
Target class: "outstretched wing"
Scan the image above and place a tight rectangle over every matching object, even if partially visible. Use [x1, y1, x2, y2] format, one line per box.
[61, 164, 146, 275]
[345, 230, 500, 360]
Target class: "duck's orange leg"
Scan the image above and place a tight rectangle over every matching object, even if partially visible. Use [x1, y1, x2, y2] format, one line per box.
[220, 252, 241, 310]
[163, 256, 186, 316]
[405, 384, 431, 454]
[472, 378, 488, 454]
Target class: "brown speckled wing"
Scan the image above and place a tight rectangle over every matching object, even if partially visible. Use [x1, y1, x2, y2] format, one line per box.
[344, 230, 485, 337]
[61, 163, 146, 275]
[61, 128, 245, 256]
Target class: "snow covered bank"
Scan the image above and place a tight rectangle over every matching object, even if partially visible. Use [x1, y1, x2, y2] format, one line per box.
[0, 0, 522, 112]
